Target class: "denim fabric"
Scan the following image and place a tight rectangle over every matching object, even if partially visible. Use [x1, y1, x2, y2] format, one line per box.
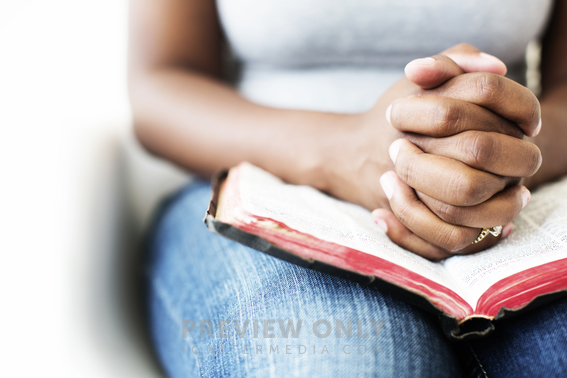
[461, 298, 567, 378]
[145, 180, 567, 377]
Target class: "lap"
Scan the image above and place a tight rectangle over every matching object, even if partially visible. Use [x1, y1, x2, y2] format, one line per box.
[462, 296, 567, 377]
[145, 180, 566, 377]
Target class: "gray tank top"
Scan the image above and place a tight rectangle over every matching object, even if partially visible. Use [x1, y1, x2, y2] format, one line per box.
[217, 0, 553, 113]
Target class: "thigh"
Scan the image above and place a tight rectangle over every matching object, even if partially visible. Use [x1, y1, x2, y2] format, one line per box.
[145, 180, 462, 378]
[461, 296, 567, 378]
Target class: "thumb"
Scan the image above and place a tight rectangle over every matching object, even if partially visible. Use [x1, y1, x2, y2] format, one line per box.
[442, 43, 507, 75]
[405, 43, 507, 89]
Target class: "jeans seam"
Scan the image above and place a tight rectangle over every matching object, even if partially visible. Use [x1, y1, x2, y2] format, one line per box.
[468, 343, 489, 378]
[153, 276, 206, 377]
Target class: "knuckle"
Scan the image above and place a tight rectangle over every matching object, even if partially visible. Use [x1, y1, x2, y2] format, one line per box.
[397, 154, 417, 185]
[474, 73, 502, 104]
[439, 227, 470, 252]
[456, 42, 475, 50]
[465, 132, 494, 168]
[395, 199, 416, 226]
[434, 101, 462, 135]
[449, 43, 474, 54]
[452, 171, 482, 206]
[435, 201, 463, 225]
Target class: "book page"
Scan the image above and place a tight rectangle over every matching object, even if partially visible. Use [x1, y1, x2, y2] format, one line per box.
[235, 163, 464, 297]
[443, 176, 567, 308]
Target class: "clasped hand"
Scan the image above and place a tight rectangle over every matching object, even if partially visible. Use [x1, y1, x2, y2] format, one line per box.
[326, 44, 542, 261]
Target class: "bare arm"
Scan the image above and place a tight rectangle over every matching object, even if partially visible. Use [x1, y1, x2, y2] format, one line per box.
[128, 0, 545, 259]
[525, 0, 567, 188]
[128, 0, 356, 190]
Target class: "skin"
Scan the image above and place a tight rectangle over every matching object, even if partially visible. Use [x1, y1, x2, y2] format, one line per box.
[372, 45, 540, 259]
[374, 2, 567, 259]
[129, 0, 567, 261]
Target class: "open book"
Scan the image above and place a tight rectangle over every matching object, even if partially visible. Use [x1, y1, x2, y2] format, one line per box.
[204, 162, 567, 339]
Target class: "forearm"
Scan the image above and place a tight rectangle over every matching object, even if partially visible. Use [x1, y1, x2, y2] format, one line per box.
[129, 67, 360, 189]
[524, 84, 567, 189]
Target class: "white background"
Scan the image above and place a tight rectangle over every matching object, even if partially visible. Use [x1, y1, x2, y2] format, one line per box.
[0, 0, 173, 376]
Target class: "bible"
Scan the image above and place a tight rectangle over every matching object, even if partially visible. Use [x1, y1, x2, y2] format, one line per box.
[204, 162, 567, 340]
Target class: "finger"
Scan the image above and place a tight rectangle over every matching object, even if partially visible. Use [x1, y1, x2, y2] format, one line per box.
[416, 185, 530, 228]
[371, 208, 451, 261]
[388, 96, 524, 139]
[380, 171, 502, 253]
[455, 222, 514, 255]
[405, 54, 465, 89]
[426, 72, 541, 137]
[390, 139, 515, 206]
[405, 131, 542, 177]
[372, 209, 515, 260]
[440, 43, 507, 76]
[405, 44, 507, 90]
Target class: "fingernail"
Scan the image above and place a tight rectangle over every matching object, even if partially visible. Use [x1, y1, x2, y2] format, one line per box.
[372, 213, 388, 233]
[385, 104, 392, 124]
[521, 187, 531, 209]
[380, 173, 395, 200]
[407, 57, 435, 66]
[533, 118, 542, 137]
[389, 139, 402, 164]
[502, 223, 514, 239]
[479, 52, 504, 65]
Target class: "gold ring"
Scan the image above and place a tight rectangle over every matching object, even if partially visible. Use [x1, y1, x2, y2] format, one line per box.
[472, 226, 503, 244]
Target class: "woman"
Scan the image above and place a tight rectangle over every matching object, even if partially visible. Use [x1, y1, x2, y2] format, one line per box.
[129, 0, 567, 376]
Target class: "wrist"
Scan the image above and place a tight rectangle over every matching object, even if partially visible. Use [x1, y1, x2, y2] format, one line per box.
[255, 110, 365, 194]
[310, 112, 368, 192]
[315, 110, 394, 209]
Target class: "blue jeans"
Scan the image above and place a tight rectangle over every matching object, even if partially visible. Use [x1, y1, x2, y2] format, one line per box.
[145, 180, 567, 377]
